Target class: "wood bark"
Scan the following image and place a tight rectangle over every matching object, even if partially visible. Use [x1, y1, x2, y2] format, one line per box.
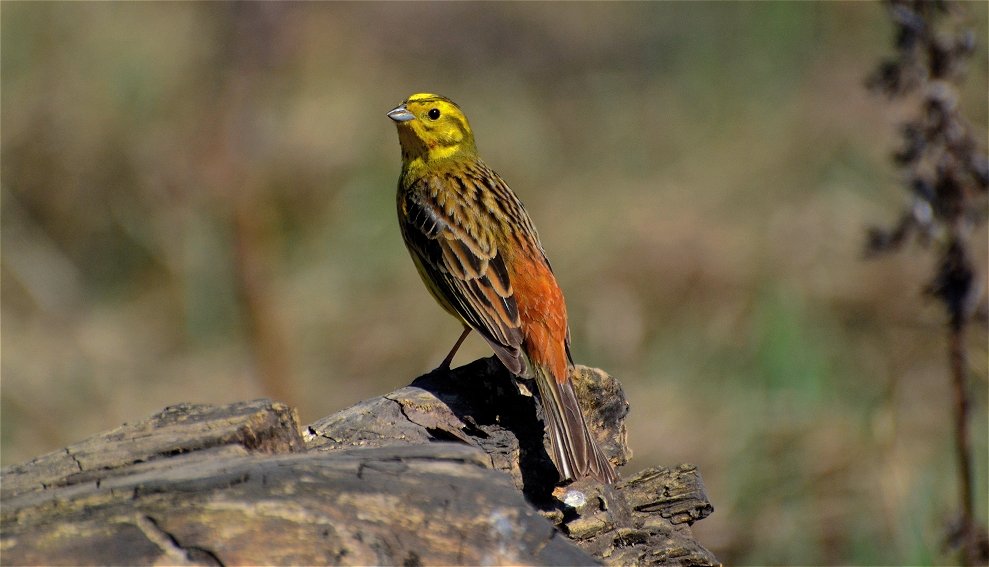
[1, 357, 719, 566]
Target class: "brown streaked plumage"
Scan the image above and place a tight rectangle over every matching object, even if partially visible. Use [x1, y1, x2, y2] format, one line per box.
[388, 93, 617, 484]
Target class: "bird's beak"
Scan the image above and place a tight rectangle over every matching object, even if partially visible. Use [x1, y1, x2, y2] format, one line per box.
[387, 105, 415, 123]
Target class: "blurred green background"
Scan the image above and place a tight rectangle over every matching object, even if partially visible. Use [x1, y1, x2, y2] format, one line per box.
[2, 3, 987, 564]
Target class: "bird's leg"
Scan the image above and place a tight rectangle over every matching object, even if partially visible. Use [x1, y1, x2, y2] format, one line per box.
[437, 326, 471, 372]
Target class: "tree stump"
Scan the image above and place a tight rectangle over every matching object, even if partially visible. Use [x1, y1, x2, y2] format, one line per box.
[1, 357, 719, 566]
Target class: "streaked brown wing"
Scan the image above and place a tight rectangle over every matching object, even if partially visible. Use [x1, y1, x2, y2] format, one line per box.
[400, 184, 525, 375]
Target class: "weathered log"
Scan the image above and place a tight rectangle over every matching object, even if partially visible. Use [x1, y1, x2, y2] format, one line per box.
[1, 357, 719, 566]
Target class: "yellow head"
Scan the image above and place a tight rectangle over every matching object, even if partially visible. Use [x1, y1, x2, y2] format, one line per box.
[387, 93, 477, 170]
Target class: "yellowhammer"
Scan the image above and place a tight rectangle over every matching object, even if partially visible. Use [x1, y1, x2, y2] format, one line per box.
[387, 93, 617, 484]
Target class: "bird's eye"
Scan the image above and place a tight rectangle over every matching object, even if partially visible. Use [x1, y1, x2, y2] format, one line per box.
[428, 108, 441, 120]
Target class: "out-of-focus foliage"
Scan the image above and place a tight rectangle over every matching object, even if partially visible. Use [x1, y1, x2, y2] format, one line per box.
[1, 3, 986, 565]
[866, 2, 989, 563]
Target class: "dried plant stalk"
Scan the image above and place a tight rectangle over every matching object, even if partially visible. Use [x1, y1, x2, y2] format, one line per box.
[867, 1, 988, 564]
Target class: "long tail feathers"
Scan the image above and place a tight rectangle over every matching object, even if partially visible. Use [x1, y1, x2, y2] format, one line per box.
[532, 365, 618, 484]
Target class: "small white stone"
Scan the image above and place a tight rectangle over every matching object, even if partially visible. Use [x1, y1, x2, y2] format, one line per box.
[563, 489, 586, 509]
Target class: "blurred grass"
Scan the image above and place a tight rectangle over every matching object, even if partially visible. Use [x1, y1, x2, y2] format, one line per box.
[2, 3, 987, 565]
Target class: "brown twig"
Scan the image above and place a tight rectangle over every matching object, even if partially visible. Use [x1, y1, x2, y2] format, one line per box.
[949, 318, 976, 562]
[866, 1, 988, 564]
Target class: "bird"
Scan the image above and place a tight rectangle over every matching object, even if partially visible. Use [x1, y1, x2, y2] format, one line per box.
[387, 93, 617, 484]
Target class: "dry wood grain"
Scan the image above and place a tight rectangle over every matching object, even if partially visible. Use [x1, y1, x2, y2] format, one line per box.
[1, 358, 718, 566]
